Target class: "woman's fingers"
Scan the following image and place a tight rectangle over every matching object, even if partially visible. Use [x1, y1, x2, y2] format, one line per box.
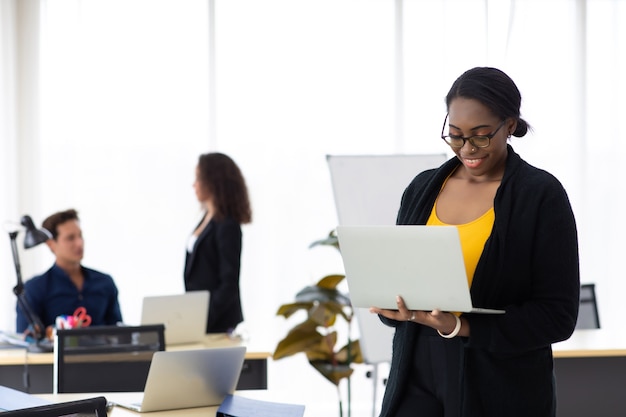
[369, 295, 413, 321]
[396, 296, 413, 321]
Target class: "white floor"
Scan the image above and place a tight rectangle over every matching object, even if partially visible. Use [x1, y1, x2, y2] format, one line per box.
[258, 355, 390, 417]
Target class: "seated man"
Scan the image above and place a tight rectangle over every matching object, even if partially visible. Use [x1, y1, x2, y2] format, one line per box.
[16, 209, 123, 334]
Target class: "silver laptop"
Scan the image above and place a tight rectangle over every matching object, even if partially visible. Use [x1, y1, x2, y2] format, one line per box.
[336, 225, 505, 314]
[141, 291, 210, 345]
[114, 346, 246, 413]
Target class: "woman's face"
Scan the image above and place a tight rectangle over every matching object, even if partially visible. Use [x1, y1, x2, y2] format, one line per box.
[446, 97, 515, 180]
[193, 166, 211, 203]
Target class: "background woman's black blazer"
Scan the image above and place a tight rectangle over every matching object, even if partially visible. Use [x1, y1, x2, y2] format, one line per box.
[184, 216, 244, 333]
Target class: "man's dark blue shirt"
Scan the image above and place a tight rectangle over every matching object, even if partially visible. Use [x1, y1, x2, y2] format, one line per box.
[16, 264, 123, 332]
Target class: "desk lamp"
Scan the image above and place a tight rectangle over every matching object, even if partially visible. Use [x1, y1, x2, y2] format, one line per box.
[9, 215, 53, 353]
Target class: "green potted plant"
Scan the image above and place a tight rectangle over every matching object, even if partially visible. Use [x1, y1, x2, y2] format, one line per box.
[273, 230, 363, 417]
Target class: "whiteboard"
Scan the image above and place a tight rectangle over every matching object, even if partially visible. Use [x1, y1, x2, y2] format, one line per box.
[327, 153, 447, 364]
[327, 154, 447, 226]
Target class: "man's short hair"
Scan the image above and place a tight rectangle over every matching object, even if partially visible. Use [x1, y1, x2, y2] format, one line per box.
[42, 209, 80, 240]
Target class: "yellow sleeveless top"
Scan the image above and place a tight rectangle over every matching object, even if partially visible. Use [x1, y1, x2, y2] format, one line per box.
[427, 202, 494, 287]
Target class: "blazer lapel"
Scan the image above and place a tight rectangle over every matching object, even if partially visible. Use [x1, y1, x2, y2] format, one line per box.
[185, 219, 214, 277]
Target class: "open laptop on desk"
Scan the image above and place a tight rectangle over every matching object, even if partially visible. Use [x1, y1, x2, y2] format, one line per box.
[113, 346, 246, 412]
[336, 225, 505, 314]
[140, 291, 210, 345]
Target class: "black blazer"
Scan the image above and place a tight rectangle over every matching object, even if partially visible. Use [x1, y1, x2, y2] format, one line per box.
[184, 215, 244, 333]
[379, 146, 580, 417]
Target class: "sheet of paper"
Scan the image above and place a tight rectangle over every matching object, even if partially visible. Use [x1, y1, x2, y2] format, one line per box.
[0, 331, 29, 348]
[217, 394, 305, 417]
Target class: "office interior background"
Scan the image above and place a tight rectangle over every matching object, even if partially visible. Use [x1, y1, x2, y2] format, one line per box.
[1, 0, 625, 414]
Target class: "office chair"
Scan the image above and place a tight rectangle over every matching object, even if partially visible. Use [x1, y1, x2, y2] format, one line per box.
[575, 283, 600, 329]
[53, 324, 165, 394]
[0, 396, 108, 416]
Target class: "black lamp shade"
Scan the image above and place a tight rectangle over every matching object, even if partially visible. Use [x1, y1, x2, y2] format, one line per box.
[21, 215, 51, 249]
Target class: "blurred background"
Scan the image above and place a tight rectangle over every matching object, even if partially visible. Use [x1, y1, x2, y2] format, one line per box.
[1, 0, 624, 415]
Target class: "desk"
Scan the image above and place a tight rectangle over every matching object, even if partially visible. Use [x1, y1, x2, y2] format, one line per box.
[553, 330, 626, 417]
[38, 392, 222, 417]
[36, 391, 289, 417]
[0, 334, 270, 394]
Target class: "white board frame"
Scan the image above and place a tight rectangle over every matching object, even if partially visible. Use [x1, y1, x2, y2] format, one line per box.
[327, 153, 447, 364]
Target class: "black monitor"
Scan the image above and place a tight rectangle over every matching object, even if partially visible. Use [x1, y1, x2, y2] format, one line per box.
[576, 283, 600, 329]
[0, 396, 108, 417]
[54, 324, 165, 393]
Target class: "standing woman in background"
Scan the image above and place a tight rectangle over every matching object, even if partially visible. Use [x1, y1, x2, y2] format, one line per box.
[185, 152, 252, 334]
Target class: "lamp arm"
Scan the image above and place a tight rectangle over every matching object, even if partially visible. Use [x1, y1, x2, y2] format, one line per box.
[9, 231, 46, 341]
[9, 231, 24, 292]
[15, 293, 46, 339]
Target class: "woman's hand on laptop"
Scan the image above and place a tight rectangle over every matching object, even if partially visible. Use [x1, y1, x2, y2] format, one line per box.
[370, 295, 468, 337]
[369, 295, 425, 323]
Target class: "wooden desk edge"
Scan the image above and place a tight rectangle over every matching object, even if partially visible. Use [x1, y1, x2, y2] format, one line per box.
[6, 345, 624, 362]
[8, 349, 626, 362]
[0, 349, 271, 366]
[553, 349, 626, 358]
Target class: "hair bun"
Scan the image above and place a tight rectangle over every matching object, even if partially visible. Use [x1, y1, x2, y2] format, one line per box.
[513, 118, 530, 137]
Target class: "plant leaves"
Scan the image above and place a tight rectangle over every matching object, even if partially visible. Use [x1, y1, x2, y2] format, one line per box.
[273, 320, 323, 360]
[308, 229, 339, 250]
[276, 302, 314, 319]
[295, 276, 350, 307]
[335, 339, 364, 364]
[273, 234, 360, 388]
[294, 286, 341, 303]
[276, 299, 350, 325]
[323, 300, 352, 322]
[304, 331, 337, 362]
[308, 303, 337, 327]
[309, 361, 354, 386]
[317, 274, 345, 290]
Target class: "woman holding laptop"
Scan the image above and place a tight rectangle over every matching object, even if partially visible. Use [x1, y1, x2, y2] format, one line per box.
[371, 67, 580, 417]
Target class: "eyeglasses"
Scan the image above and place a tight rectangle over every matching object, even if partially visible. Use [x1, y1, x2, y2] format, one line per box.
[440, 114, 506, 149]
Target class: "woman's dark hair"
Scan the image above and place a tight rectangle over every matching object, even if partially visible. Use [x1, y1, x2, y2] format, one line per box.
[445, 67, 530, 137]
[42, 209, 79, 240]
[197, 152, 252, 224]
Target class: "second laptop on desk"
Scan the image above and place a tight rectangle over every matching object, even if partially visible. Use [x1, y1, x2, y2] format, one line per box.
[114, 345, 247, 412]
[140, 291, 210, 345]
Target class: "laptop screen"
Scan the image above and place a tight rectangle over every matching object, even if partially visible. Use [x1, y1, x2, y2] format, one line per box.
[140, 291, 210, 345]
